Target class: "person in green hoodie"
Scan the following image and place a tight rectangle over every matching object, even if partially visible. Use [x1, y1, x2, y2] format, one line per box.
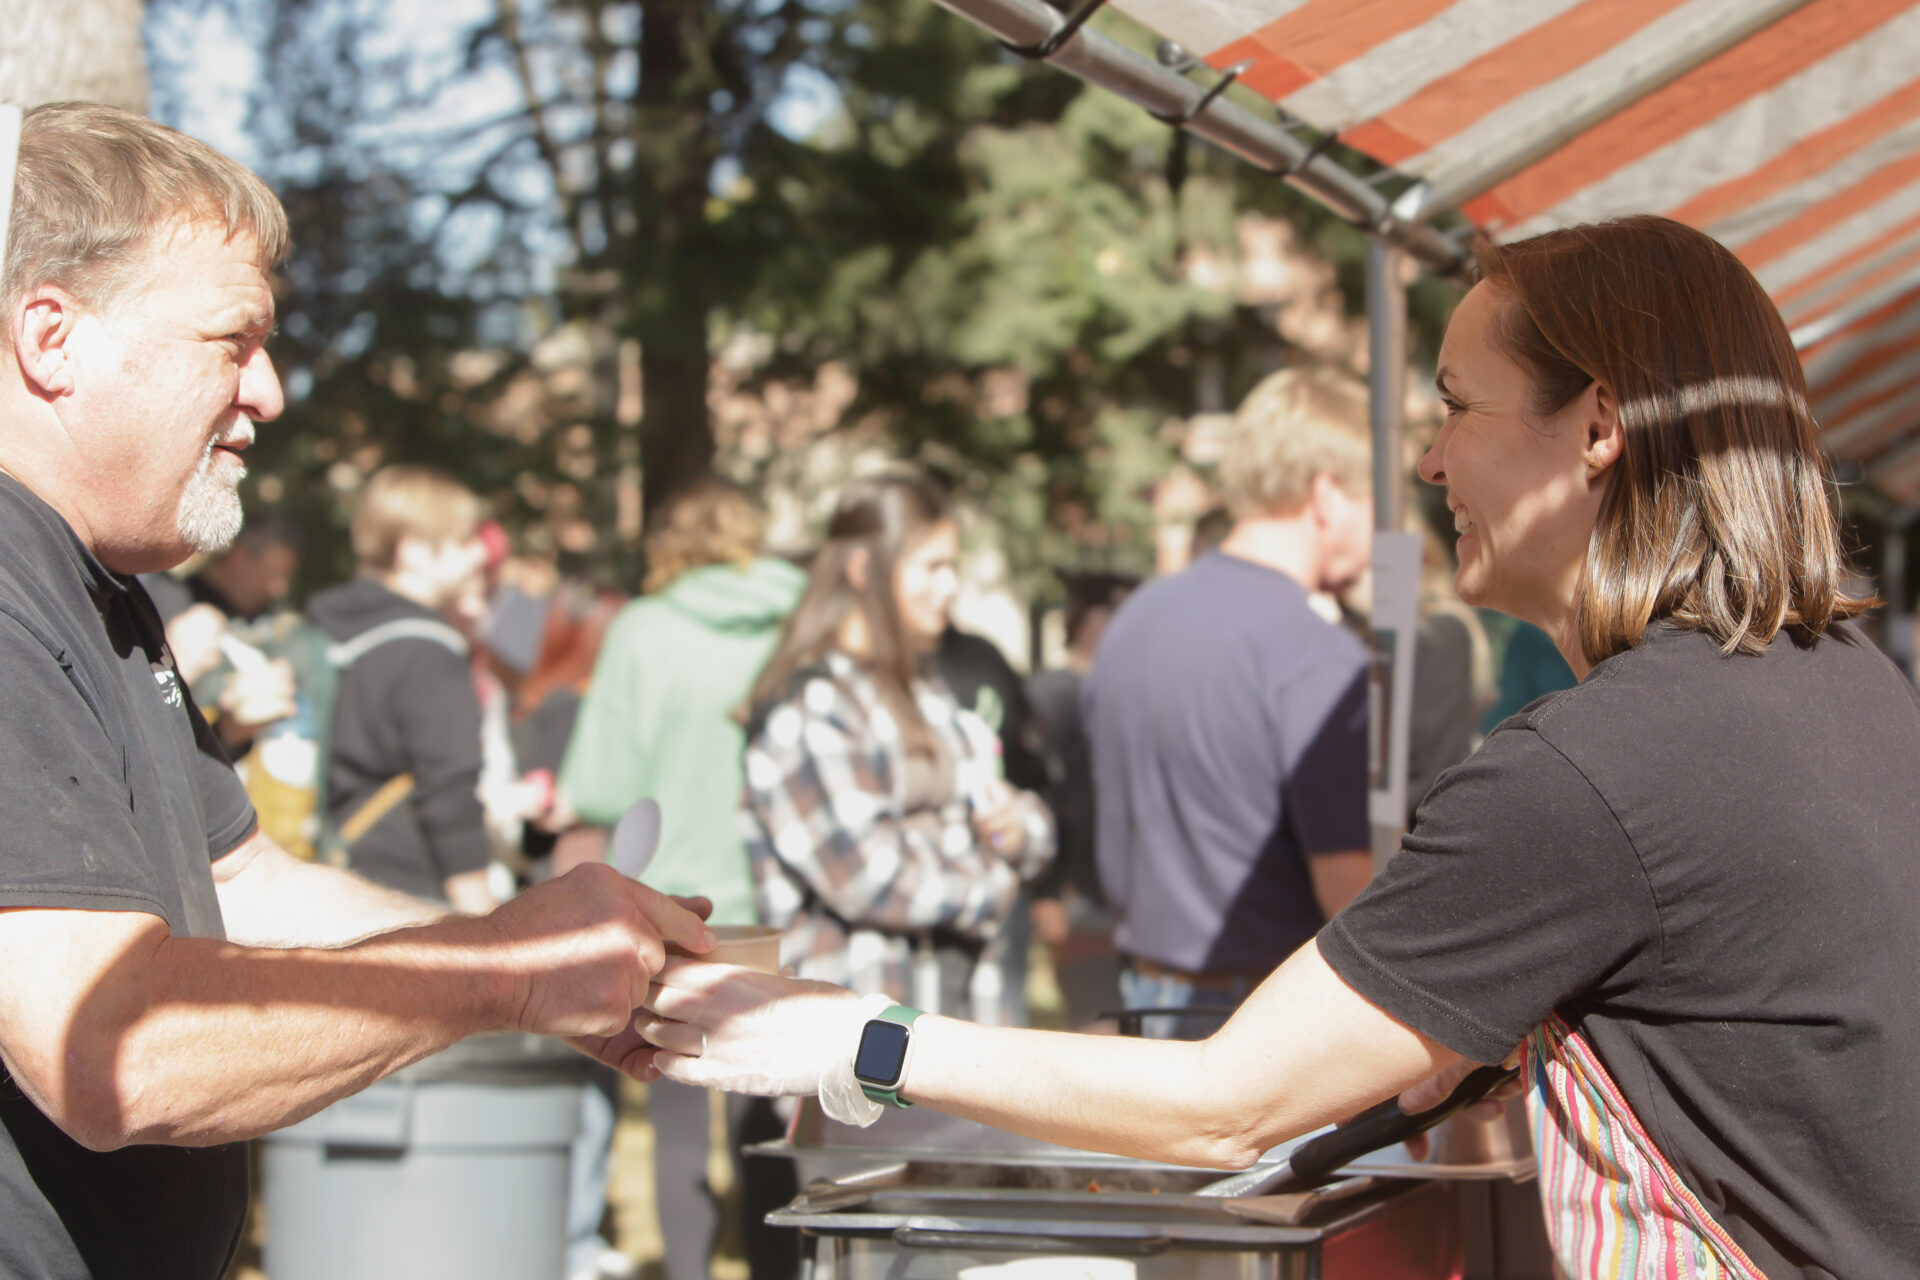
[560, 476, 804, 1280]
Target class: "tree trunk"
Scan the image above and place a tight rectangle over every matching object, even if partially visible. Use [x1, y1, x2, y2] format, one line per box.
[0, 0, 148, 111]
[639, 341, 715, 521]
[633, 0, 716, 525]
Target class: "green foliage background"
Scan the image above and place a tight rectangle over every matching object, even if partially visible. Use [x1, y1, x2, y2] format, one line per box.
[149, 0, 1459, 606]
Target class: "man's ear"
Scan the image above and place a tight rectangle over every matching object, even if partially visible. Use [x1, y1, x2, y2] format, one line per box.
[844, 545, 870, 593]
[1582, 381, 1624, 478]
[392, 534, 432, 576]
[13, 288, 83, 399]
[1308, 472, 1349, 526]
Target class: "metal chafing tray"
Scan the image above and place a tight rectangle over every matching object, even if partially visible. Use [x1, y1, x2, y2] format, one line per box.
[751, 1099, 1536, 1279]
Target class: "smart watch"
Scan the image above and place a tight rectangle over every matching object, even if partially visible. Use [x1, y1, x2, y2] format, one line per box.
[853, 1005, 924, 1107]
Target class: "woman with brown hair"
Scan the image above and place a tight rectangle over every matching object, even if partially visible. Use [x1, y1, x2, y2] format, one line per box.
[636, 218, 1920, 1279]
[741, 472, 1055, 1020]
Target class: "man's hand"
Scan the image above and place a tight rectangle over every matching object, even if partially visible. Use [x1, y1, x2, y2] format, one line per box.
[478, 864, 715, 1041]
[567, 892, 714, 1075]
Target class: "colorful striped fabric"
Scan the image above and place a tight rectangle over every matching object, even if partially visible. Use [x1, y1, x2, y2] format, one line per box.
[1523, 1015, 1768, 1280]
[1108, 0, 1920, 500]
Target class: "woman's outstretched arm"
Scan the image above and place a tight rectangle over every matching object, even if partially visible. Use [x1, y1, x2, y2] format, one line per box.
[641, 938, 1460, 1170]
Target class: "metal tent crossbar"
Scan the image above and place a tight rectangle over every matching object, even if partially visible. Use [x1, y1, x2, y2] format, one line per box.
[930, 0, 1469, 277]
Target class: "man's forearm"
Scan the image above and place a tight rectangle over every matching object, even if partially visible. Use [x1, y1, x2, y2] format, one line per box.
[3, 862, 709, 1155]
[7, 914, 511, 1151]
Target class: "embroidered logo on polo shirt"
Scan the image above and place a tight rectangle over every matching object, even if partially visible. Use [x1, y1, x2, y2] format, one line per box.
[152, 664, 183, 708]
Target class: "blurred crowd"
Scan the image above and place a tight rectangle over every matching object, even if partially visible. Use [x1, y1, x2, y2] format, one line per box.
[148, 369, 1569, 1280]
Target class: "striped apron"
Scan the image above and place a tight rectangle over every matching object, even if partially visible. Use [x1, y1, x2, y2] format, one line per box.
[1526, 1015, 1769, 1279]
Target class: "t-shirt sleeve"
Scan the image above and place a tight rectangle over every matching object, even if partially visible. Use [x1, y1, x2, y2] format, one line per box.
[181, 681, 258, 860]
[1273, 651, 1370, 857]
[1318, 723, 1659, 1065]
[0, 611, 174, 914]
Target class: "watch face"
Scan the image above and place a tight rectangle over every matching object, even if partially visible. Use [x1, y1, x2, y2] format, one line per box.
[853, 1020, 912, 1087]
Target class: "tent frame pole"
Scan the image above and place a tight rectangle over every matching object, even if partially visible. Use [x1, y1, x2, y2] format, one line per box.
[1368, 241, 1408, 535]
[929, 0, 1469, 276]
[1367, 239, 1412, 863]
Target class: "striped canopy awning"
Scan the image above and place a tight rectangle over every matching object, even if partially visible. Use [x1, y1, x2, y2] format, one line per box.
[1111, 0, 1920, 503]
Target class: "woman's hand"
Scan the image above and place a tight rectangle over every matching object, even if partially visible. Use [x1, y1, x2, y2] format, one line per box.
[1395, 1049, 1525, 1160]
[971, 797, 1029, 858]
[636, 958, 894, 1121]
[969, 780, 1035, 858]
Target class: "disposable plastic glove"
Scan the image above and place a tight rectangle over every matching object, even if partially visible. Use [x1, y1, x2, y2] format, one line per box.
[636, 957, 897, 1126]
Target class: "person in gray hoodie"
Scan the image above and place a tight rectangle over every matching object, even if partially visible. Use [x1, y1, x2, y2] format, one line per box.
[561, 476, 805, 1280]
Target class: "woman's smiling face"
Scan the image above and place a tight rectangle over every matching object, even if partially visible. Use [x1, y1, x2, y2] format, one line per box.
[1418, 281, 1612, 638]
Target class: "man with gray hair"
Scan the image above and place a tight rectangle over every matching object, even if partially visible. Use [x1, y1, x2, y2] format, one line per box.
[1085, 365, 1375, 1038]
[0, 102, 713, 1279]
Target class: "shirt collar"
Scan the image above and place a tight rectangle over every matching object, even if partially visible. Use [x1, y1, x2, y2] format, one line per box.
[0, 472, 134, 605]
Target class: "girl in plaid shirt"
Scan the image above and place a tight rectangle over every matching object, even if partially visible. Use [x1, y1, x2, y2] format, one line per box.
[741, 475, 1053, 1021]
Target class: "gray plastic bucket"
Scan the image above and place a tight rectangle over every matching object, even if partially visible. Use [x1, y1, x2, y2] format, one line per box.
[261, 1034, 590, 1280]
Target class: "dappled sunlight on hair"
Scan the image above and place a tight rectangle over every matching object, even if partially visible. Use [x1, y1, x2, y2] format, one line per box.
[4, 103, 290, 325]
[1660, 373, 1812, 424]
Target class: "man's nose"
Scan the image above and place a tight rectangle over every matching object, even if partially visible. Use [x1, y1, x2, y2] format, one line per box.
[237, 346, 285, 422]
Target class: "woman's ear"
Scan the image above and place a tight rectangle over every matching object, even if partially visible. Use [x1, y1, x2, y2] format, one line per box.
[844, 545, 870, 592]
[1582, 382, 1624, 479]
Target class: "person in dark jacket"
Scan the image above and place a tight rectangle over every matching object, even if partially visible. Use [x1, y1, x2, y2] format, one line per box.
[1025, 571, 1136, 1028]
[308, 465, 494, 912]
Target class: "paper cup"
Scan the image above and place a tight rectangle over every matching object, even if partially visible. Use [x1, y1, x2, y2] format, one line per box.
[673, 924, 782, 973]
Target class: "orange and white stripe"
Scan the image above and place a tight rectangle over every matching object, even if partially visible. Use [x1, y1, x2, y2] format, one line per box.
[1110, 0, 1920, 498]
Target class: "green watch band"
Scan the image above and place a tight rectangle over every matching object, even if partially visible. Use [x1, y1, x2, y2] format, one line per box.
[855, 1005, 924, 1108]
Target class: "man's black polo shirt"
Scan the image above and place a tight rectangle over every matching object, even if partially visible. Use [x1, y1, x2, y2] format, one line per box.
[0, 473, 256, 1279]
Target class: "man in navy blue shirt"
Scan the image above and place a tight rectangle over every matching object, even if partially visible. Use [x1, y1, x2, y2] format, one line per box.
[1086, 367, 1374, 1037]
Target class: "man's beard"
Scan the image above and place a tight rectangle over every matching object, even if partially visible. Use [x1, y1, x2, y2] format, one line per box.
[176, 425, 252, 554]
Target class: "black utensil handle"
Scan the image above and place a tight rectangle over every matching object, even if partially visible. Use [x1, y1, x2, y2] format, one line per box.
[1284, 1063, 1519, 1189]
[893, 1229, 1173, 1257]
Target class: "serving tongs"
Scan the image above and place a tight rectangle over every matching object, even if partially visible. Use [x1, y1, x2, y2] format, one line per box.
[1195, 1063, 1520, 1199]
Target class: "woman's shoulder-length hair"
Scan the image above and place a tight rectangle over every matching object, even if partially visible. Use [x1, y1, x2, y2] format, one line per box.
[1475, 214, 1871, 665]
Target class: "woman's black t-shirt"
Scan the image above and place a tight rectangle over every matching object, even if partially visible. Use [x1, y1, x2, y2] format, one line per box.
[1321, 621, 1920, 1279]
